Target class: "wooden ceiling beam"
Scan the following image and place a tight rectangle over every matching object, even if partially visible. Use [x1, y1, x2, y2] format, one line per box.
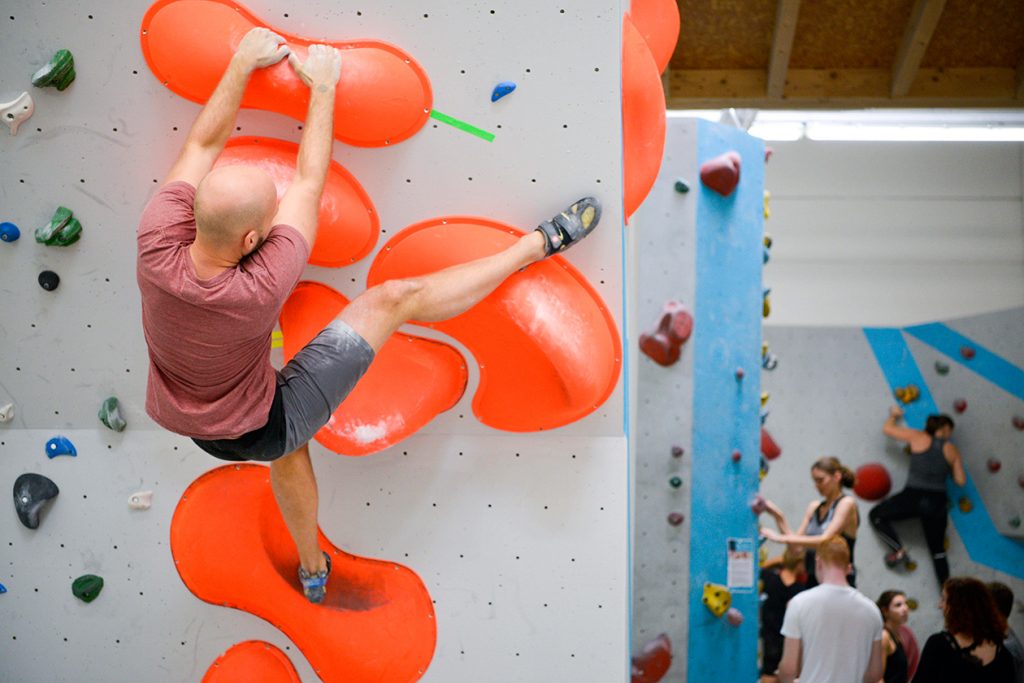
[891, 0, 948, 98]
[1016, 53, 1024, 99]
[767, 0, 802, 98]
[666, 67, 1019, 109]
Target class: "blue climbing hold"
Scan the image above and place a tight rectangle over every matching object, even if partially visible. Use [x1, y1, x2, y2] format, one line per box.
[491, 81, 517, 102]
[0, 583, 6, 593]
[0, 221, 20, 242]
[45, 436, 77, 458]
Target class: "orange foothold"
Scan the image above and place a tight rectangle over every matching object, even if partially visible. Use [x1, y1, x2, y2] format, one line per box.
[171, 465, 436, 682]
[958, 496, 973, 513]
[202, 641, 300, 683]
[216, 138, 378, 267]
[280, 282, 467, 455]
[366, 217, 621, 432]
[141, 0, 433, 147]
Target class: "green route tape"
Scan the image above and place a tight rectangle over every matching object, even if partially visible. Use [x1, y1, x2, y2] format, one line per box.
[429, 109, 495, 142]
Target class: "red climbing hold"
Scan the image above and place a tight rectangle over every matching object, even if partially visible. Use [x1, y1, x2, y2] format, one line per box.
[854, 463, 892, 501]
[699, 151, 741, 197]
[1019, 475, 1024, 489]
[731, 449, 742, 463]
[750, 494, 768, 515]
[953, 399, 967, 414]
[960, 346, 975, 360]
[725, 607, 744, 626]
[987, 458, 1002, 473]
[760, 428, 782, 460]
[639, 301, 693, 367]
[631, 633, 672, 683]
[1012, 416, 1024, 431]
[671, 445, 684, 458]
[667, 512, 684, 526]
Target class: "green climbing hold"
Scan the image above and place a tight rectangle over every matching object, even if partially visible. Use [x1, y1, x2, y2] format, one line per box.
[934, 361, 949, 375]
[1010, 516, 1021, 529]
[98, 397, 126, 432]
[669, 476, 682, 489]
[673, 179, 690, 194]
[72, 574, 103, 603]
[32, 49, 76, 91]
[35, 206, 82, 246]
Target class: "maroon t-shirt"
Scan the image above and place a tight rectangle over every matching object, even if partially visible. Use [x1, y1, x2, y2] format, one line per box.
[136, 181, 309, 439]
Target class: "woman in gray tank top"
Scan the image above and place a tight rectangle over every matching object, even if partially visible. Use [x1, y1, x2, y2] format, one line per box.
[869, 407, 966, 588]
[761, 456, 860, 587]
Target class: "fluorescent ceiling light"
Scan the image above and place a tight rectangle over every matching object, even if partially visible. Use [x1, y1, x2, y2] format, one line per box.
[667, 108, 1024, 142]
[805, 123, 1024, 142]
[747, 121, 804, 141]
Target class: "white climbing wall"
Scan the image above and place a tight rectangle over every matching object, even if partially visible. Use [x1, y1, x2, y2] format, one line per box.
[0, 1, 628, 681]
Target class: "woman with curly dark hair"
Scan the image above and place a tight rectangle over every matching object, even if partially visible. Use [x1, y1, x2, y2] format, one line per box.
[914, 577, 1014, 682]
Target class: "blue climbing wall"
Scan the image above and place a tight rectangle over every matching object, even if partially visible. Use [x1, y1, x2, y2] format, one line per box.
[630, 118, 764, 682]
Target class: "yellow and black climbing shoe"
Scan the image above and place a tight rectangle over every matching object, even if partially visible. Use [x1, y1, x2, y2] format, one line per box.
[536, 196, 601, 257]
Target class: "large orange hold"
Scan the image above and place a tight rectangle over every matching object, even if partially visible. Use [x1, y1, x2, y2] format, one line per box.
[217, 137, 378, 267]
[279, 282, 467, 455]
[622, 14, 667, 219]
[202, 641, 300, 683]
[628, 0, 681, 74]
[367, 217, 621, 431]
[171, 465, 436, 682]
[141, 0, 433, 147]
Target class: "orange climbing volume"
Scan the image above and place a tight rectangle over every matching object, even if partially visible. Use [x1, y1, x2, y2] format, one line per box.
[367, 217, 621, 431]
[217, 137, 379, 267]
[202, 641, 300, 683]
[141, 0, 433, 147]
[280, 282, 467, 455]
[171, 465, 436, 682]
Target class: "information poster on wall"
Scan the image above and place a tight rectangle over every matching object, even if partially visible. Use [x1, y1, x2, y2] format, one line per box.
[727, 537, 755, 593]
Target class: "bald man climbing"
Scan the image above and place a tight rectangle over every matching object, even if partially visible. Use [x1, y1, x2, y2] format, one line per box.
[136, 28, 601, 604]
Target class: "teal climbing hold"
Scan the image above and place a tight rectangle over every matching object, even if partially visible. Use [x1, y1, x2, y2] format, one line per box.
[35, 206, 81, 246]
[669, 476, 682, 489]
[674, 178, 690, 194]
[98, 397, 126, 432]
[0, 222, 20, 242]
[72, 574, 103, 603]
[32, 49, 76, 91]
[934, 361, 950, 375]
[45, 436, 76, 458]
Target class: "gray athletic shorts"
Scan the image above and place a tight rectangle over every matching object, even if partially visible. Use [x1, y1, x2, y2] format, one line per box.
[192, 320, 375, 462]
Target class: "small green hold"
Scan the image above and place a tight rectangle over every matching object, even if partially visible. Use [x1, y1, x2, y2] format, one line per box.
[669, 476, 683, 489]
[935, 361, 950, 375]
[673, 178, 690, 194]
[1010, 516, 1021, 529]
[98, 397, 126, 432]
[32, 49, 76, 91]
[35, 206, 82, 246]
[72, 574, 103, 603]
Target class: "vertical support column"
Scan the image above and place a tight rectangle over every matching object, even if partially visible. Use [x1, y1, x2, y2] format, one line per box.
[686, 119, 764, 681]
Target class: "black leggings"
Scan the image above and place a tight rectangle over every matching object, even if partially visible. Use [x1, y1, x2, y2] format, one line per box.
[869, 487, 949, 587]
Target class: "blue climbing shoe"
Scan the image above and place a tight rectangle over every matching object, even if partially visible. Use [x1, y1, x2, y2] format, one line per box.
[536, 197, 601, 256]
[298, 551, 331, 604]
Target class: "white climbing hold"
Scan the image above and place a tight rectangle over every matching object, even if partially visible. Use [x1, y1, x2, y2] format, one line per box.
[128, 491, 153, 510]
[0, 403, 13, 423]
[1, 92, 34, 136]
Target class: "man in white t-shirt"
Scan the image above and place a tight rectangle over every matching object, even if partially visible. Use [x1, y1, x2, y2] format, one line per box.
[778, 536, 883, 683]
